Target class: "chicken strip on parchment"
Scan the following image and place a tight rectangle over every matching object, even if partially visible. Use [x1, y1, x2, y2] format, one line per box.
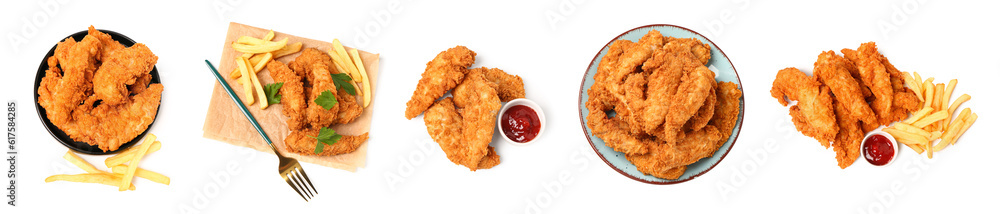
[267, 60, 307, 130]
[93, 43, 158, 105]
[289, 48, 335, 85]
[452, 71, 502, 170]
[284, 128, 367, 156]
[814, 51, 876, 125]
[305, 62, 338, 128]
[771, 68, 838, 146]
[404, 46, 476, 119]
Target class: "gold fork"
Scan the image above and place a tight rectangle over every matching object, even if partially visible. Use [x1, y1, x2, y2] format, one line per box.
[205, 60, 318, 201]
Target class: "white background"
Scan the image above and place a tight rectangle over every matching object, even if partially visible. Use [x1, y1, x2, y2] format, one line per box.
[2, 0, 999, 213]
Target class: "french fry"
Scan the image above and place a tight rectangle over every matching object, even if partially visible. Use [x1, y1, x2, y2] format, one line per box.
[951, 113, 977, 145]
[904, 143, 925, 154]
[348, 48, 372, 107]
[932, 84, 944, 117]
[903, 72, 923, 102]
[120, 134, 155, 191]
[889, 123, 932, 138]
[252, 52, 273, 73]
[245, 57, 269, 109]
[235, 56, 255, 105]
[936, 118, 965, 151]
[926, 139, 932, 159]
[938, 79, 957, 128]
[901, 107, 933, 124]
[922, 80, 935, 109]
[331, 39, 361, 81]
[883, 128, 929, 145]
[262, 30, 275, 41]
[105, 140, 161, 167]
[947, 94, 970, 115]
[273, 42, 302, 58]
[327, 50, 353, 78]
[46, 173, 135, 191]
[912, 111, 948, 128]
[929, 131, 942, 141]
[230, 52, 274, 78]
[235, 36, 268, 45]
[112, 165, 170, 185]
[63, 151, 102, 174]
[233, 38, 287, 54]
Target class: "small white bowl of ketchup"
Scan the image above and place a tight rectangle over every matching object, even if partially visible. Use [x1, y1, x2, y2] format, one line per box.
[860, 130, 898, 167]
[497, 98, 545, 146]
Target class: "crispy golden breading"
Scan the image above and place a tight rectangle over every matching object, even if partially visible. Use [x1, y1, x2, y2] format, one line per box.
[585, 30, 741, 179]
[93, 43, 158, 105]
[404, 46, 476, 119]
[771, 67, 838, 146]
[267, 60, 307, 130]
[305, 62, 338, 128]
[452, 71, 501, 170]
[474, 67, 525, 102]
[814, 51, 876, 125]
[284, 128, 367, 156]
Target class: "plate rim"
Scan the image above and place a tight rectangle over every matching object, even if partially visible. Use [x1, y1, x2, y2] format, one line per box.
[32, 29, 161, 155]
[576, 24, 745, 185]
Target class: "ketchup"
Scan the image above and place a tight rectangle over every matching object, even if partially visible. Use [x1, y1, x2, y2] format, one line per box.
[863, 134, 895, 166]
[500, 105, 540, 143]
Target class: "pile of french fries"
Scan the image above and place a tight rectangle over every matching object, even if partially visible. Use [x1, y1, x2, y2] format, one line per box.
[229, 30, 303, 109]
[45, 134, 169, 191]
[327, 39, 372, 108]
[884, 72, 977, 158]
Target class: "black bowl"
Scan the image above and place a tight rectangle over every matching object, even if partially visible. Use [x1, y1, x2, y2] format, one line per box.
[33, 29, 161, 155]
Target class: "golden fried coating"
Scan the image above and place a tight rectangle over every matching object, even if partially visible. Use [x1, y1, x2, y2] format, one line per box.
[452, 71, 501, 170]
[305, 62, 338, 128]
[474, 67, 525, 102]
[267, 60, 307, 130]
[404, 46, 475, 119]
[814, 51, 876, 125]
[771, 67, 838, 146]
[585, 30, 741, 179]
[284, 128, 367, 156]
[93, 43, 157, 105]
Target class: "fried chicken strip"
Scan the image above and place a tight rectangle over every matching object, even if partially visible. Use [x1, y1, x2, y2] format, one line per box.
[452, 71, 501, 170]
[832, 100, 863, 169]
[93, 43, 158, 105]
[853, 42, 894, 125]
[474, 67, 525, 102]
[659, 66, 715, 143]
[814, 51, 876, 125]
[38, 36, 101, 126]
[63, 84, 164, 152]
[284, 129, 367, 156]
[627, 125, 723, 179]
[87, 25, 124, 62]
[771, 68, 838, 146]
[267, 61, 307, 130]
[305, 62, 338, 128]
[404, 46, 476, 119]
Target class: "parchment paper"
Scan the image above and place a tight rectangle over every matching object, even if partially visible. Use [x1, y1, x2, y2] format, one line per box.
[202, 22, 379, 172]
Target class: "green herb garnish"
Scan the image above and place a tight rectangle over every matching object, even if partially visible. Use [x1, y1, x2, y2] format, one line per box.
[309, 127, 342, 154]
[331, 73, 356, 96]
[263, 82, 283, 105]
[313, 90, 338, 110]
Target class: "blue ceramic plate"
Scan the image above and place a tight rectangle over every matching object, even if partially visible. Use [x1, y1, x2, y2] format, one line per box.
[578, 24, 744, 184]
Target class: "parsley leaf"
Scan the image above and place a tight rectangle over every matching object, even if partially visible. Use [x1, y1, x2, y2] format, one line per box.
[330, 73, 356, 96]
[263, 82, 283, 105]
[313, 90, 338, 110]
[309, 127, 342, 154]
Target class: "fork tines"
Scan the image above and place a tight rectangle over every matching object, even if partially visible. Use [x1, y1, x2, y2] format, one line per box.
[284, 165, 318, 201]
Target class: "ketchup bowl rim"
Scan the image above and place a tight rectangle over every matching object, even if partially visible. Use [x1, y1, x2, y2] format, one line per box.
[861, 130, 899, 167]
[497, 98, 545, 146]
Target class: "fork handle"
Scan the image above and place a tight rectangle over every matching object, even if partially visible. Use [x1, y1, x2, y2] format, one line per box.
[204, 60, 275, 148]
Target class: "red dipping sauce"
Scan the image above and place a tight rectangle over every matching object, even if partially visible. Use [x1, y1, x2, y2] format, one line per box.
[863, 134, 895, 166]
[500, 105, 540, 143]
